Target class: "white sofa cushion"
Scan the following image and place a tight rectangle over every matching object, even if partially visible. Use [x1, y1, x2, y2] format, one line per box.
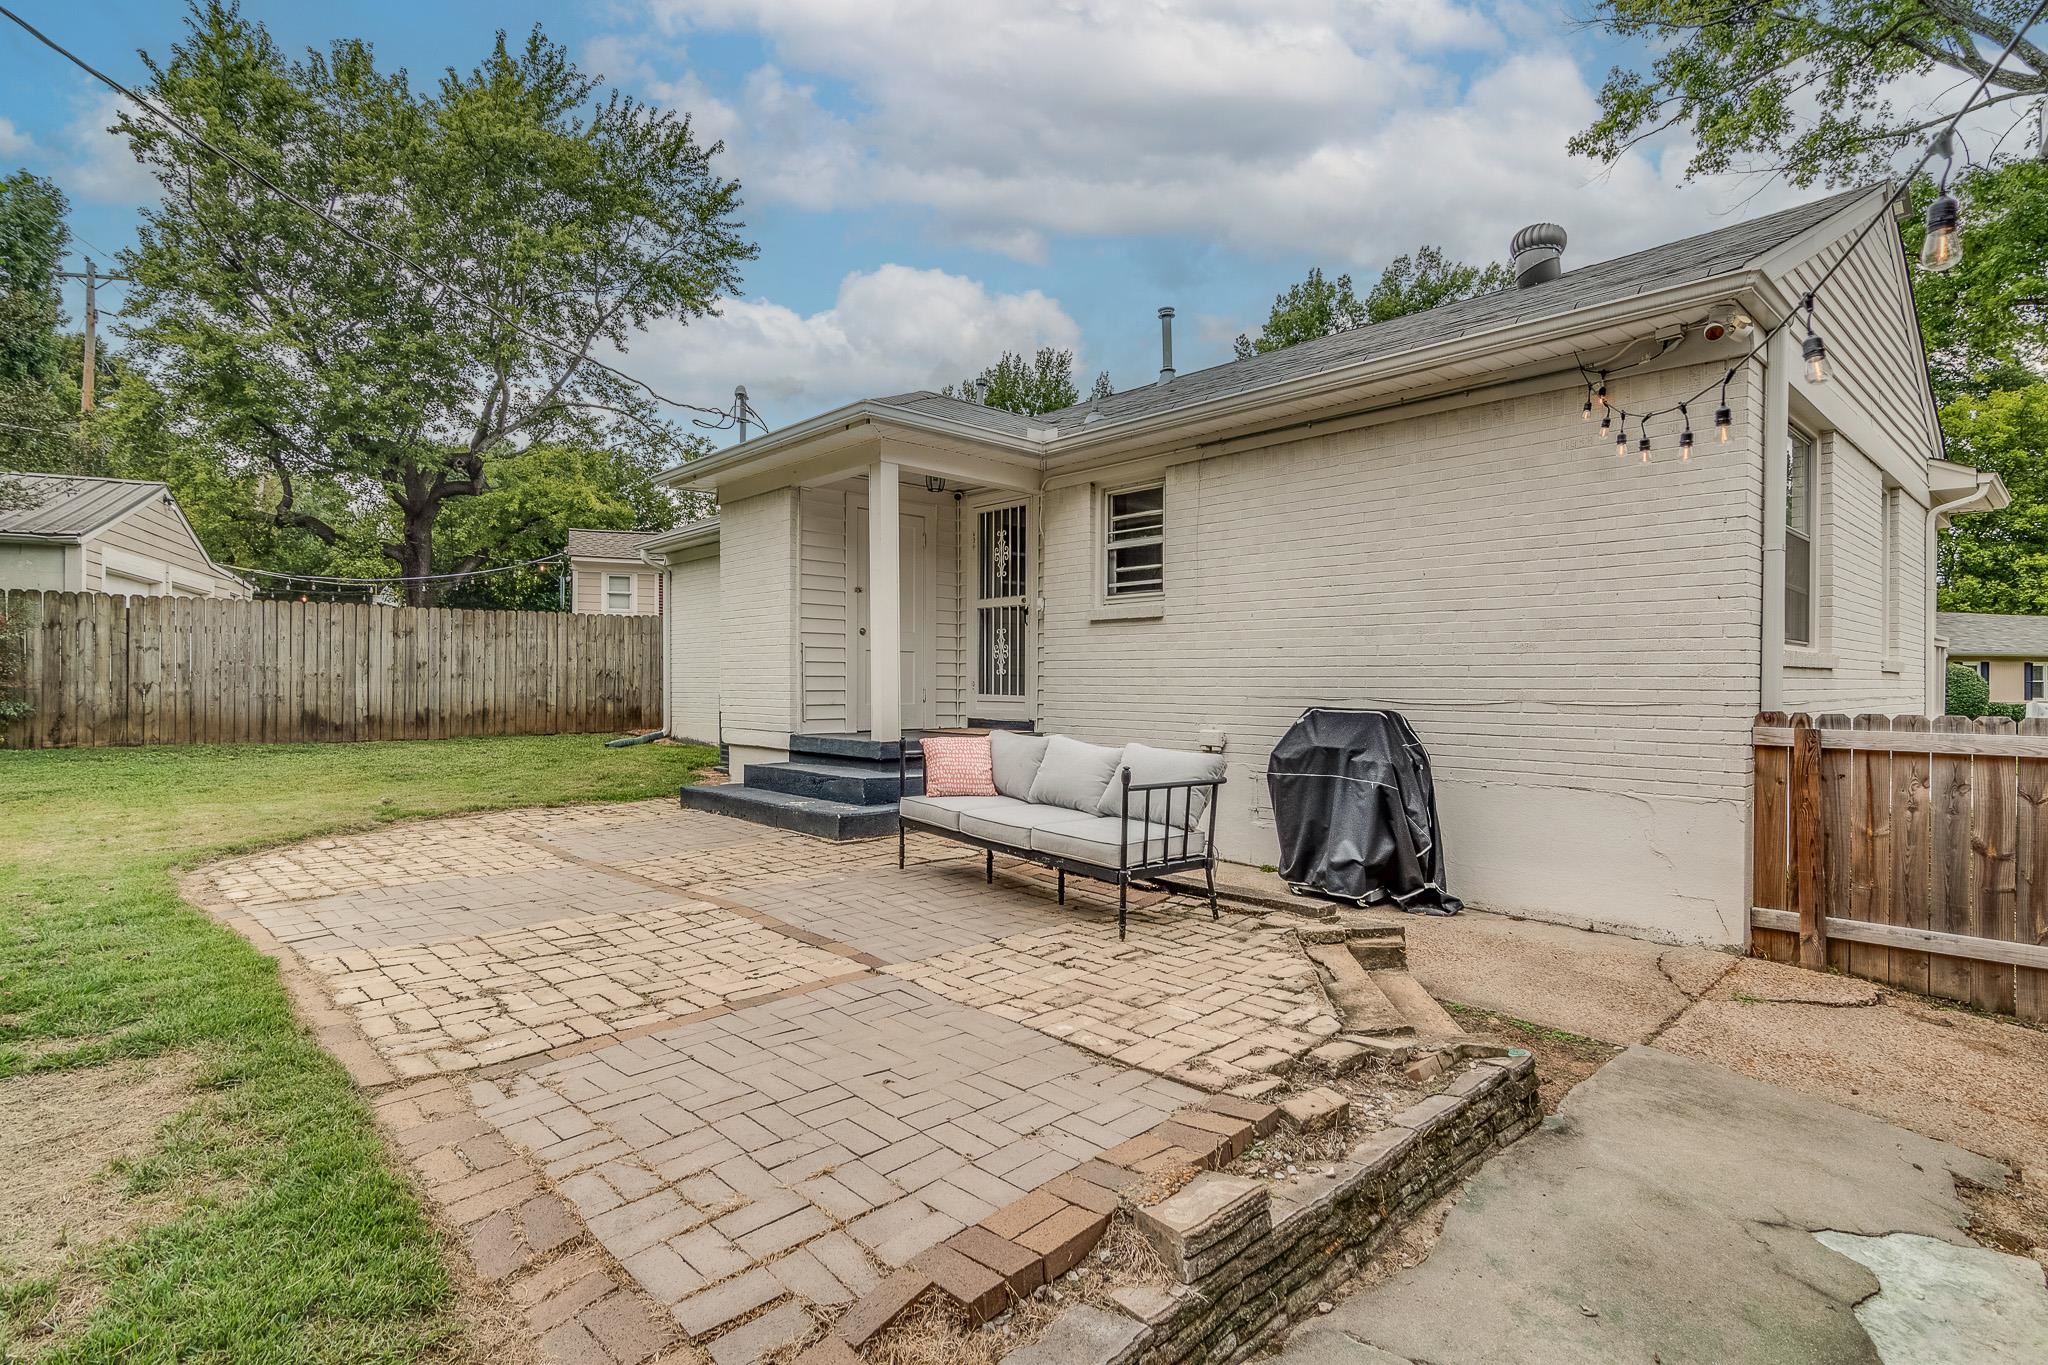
[1028, 810, 1209, 867]
[899, 794, 1027, 833]
[1026, 735, 1125, 814]
[1095, 743, 1227, 828]
[957, 801, 1048, 848]
[990, 730, 1051, 801]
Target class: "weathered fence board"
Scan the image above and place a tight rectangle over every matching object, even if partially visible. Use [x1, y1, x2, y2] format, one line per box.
[1753, 711, 2048, 1022]
[1, 590, 661, 748]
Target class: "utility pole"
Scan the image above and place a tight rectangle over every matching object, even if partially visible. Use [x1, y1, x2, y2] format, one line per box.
[55, 259, 133, 412]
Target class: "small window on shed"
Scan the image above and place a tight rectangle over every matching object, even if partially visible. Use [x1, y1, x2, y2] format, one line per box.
[605, 574, 635, 613]
[1105, 484, 1164, 597]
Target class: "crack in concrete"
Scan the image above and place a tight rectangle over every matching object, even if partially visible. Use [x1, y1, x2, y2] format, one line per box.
[1640, 948, 1740, 1045]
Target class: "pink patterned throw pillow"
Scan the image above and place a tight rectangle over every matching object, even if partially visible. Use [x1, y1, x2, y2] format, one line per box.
[920, 735, 997, 797]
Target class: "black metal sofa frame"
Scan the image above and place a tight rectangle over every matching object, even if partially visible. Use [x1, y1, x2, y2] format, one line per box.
[896, 743, 1224, 939]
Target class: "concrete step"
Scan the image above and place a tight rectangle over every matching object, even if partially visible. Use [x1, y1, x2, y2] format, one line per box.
[745, 759, 921, 805]
[678, 783, 898, 841]
[1303, 941, 1410, 1036]
[1371, 968, 1462, 1040]
[788, 732, 922, 762]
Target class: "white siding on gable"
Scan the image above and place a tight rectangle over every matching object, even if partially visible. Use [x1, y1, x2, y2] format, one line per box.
[665, 555, 721, 744]
[798, 488, 851, 728]
[719, 489, 800, 745]
[1036, 360, 1767, 945]
[572, 563, 659, 615]
[1780, 222, 1944, 467]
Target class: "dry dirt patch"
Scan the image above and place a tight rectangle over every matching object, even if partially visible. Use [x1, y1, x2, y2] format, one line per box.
[0, 1056, 198, 1285]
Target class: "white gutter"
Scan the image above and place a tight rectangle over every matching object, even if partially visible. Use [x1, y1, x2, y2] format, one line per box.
[1923, 469, 2011, 712]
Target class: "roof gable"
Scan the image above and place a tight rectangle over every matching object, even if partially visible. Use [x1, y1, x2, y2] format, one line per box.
[0, 474, 166, 540]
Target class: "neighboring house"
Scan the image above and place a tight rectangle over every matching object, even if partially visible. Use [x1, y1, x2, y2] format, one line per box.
[1938, 612, 2048, 704]
[565, 528, 662, 615]
[650, 187, 2003, 947]
[0, 473, 250, 599]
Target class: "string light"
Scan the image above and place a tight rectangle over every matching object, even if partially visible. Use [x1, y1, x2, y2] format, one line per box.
[1561, 0, 2048, 455]
[1615, 415, 1628, 459]
[1638, 424, 1652, 463]
[1920, 131, 1962, 274]
[1599, 407, 1611, 437]
[1801, 295, 1829, 385]
[1679, 404, 1693, 460]
[1583, 385, 1594, 421]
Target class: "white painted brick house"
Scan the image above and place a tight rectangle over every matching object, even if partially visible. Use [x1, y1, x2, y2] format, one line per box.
[641, 189, 2003, 946]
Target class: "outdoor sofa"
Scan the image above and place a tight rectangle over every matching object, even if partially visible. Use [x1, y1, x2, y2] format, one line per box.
[897, 731, 1225, 938]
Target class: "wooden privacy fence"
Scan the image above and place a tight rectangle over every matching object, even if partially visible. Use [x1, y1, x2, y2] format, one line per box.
[1752, 710, 2048, 1023]
[0, 590, 662, 749]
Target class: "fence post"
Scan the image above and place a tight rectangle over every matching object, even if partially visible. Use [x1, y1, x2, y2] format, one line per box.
[1790, 712, 1829, 968]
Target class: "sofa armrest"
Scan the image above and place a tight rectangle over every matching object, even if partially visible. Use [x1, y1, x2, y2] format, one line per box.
[1117, 769, 1226, 869]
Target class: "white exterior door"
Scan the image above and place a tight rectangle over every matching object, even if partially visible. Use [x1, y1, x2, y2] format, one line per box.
[970, 499, 1032, 723]
[850, 508, 930, 733]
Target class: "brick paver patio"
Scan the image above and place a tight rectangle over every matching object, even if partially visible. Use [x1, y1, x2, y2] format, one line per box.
[191, 799, 1343, 1363]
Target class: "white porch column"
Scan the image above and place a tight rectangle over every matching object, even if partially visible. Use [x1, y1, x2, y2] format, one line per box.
[868, 459, 902, 742]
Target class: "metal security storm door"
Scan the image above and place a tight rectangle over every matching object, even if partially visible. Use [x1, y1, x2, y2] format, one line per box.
[974, 502, 1030, 713]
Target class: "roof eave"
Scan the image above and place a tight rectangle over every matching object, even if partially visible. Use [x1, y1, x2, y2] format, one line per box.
[655, 400, 1045, 493]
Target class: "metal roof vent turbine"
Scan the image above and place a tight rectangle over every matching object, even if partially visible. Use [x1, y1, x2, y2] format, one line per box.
[1510, 223, 1567, 289]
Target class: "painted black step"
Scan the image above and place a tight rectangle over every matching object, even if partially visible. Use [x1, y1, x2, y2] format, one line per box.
[678, 783, 898, 841]
[745, 759, 921, 805]
[787, 732, 924, 762]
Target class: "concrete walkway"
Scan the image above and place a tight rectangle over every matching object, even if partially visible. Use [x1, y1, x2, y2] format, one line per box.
[1279, 1047, 2048, 1365]
[1269, 903, 2048, 1365]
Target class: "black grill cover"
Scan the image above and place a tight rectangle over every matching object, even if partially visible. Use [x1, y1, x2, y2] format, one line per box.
[1267, 708, 1461, 914]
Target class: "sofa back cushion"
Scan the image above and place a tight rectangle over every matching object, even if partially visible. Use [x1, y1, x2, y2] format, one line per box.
[1026, 735, 1125, 814]
[1096, 742, 1227, 828]
[990, 730, 1051, 801]
[919, 735, 997, 797]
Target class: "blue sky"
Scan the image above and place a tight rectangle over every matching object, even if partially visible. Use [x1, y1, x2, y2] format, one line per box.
[0, 2, 1889, 440]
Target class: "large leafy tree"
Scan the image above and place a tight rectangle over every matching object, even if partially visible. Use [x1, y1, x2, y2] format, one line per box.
[1233, 249, 1511, 358]
[944, 346, 1110, 415]
[0, 171, 85, 493]
[119, 3, 753, 603]
[1935, 386, 2048, 611]
[1906, 159, 2048, 403]
[1572, 1, 2048, 187]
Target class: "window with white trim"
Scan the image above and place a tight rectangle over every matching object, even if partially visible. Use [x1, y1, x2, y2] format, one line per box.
[1785, 427, 1815, 647]
[2029, 663, 2045, 702]
[1104, 484, 1164, 597]
[1881, 486, 1901, 658]
[605, 573, 635, 613]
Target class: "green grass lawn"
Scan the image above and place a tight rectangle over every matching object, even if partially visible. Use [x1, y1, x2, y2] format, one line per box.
[0, 736, 716, 1364]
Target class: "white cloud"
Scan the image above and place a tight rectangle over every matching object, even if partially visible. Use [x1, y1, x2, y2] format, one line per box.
[621, 264, 1084, 419]
[0, 118, 32, 157]
[64, 94, 157, 204]
[609, 0, 1809, 270]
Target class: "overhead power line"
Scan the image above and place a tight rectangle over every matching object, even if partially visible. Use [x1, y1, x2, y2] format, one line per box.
[229, 552, 568, 588]
[0, 4, 740, 423]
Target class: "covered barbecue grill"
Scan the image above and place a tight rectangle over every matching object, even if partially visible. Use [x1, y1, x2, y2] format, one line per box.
[1266, 708, 1461, 913]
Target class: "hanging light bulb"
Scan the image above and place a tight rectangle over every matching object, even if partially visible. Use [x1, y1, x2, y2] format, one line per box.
[1679, 404, 1694, 460]
[1599, 409, 1611, 437]
[1596, 375, 1608, 409]
[1920, 192, 1961, 273]
[1919, 130, 1963, 274]
[1801, 296, 1829, 385]
[1715, 376, 1732, 442]
[1639, 429, 1652, 463]
[1615, 416, 1628, 459]
[1583, 388, 1594, 421]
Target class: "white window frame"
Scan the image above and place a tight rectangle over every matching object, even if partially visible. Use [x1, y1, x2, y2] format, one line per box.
[1102, 482, 1165, 600]
[1880, 485, 1901, 666]
[2029, 663, 2045, 703]
[604, 572, 637, 614]
[1784, 426, 1816, 648]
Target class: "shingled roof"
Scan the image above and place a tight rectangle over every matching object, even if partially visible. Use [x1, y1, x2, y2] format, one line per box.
[1939, 613, 2048, 659]
[857, 187, 1875, 443]
[564, 528, 657, 560]
[0, 473, 170, 540]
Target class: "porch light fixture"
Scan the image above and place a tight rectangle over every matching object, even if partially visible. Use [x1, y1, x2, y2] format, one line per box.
[924, 476, 948, 493]
[1801, 296, 1829, 385]
[1919, 131, 1963, 274]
